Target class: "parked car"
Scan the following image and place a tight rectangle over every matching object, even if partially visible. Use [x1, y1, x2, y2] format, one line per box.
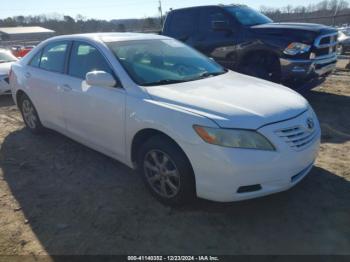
[0, 49, 18, 95]
[10, 45, 22, 57]
[338, 26, 350, 36]
[162, 5, 338, 91]
[337, 30, 350, 55]
[10, 33, 321, 205]
[11, 45, 35, 58]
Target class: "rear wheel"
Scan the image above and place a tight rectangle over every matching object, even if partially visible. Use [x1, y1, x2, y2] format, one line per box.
[137, 135, 195, 205]
[19, 94, 44, 134]
[240, 54, 281, 83]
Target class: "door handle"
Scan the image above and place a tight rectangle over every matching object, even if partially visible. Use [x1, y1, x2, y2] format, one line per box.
[25, 72, 31, 78]
[62, 84, 72, 92]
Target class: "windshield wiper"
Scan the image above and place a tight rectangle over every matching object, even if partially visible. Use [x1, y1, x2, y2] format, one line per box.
[195, 70, 227, 80]
[142, 70, 228, 86]
[142, 79, 186, 86]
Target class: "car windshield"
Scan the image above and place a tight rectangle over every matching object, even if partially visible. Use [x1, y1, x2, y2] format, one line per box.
[107, 39, 226, 86]
[0, 51, 17, 63]
[225, 6, 273, 26]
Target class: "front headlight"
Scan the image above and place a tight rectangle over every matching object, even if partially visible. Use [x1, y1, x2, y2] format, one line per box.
[193, 125, 275, 151]
[283, 42, 311, 55]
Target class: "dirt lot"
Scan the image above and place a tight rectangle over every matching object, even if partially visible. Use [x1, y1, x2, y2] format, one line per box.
[0, 61, 349, 256]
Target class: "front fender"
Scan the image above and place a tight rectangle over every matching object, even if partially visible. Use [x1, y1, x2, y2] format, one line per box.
[124, 96, 218, 167]
[236, 39, 282, 66]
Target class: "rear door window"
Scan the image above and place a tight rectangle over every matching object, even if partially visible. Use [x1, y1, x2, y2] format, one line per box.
[166, 10, 198, 38]
[39, 41, 69, 73]
[199, 7, 232, 34]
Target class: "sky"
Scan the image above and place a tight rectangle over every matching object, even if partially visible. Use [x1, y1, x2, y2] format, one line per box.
[0, 0, 325, 20]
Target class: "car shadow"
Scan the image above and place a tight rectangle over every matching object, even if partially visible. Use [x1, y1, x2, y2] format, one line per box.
[306, 90, 350, 144]
[0, 95, 14, 108]
[1, 128, 349, 255]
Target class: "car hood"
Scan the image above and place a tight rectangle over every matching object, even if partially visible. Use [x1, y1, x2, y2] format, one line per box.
[145, 71, 309, 129]
[250, 23, 336, 43]
[0, 62, 13, 76]
[251, 22, 335, 33]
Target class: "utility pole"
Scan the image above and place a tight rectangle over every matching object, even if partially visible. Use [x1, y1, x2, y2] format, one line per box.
[333, 0, 340, 27]
[158, 0, 163, 28]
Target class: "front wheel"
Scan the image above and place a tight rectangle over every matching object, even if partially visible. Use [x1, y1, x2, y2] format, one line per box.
[137, 135, 195, 206]
[240, 54, 281, 83]
[19, 94, 44, 134]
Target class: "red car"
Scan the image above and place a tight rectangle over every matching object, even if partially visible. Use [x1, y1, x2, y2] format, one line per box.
[11, 45, 35, 58]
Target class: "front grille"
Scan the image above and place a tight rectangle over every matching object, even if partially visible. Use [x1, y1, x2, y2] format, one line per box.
[319, 37, 330, 45]
[314, 33, 338, 49]
[313, 32, 338, 58]
[319, 34, 337, 45]
[275, 125, 318, 150]
[314, 46, 336, 57]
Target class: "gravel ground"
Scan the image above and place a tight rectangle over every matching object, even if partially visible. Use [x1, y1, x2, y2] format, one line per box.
[0, 63, 349, 256]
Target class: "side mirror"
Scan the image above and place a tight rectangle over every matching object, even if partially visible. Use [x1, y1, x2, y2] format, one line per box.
[86, 71, 117, 87]
[212, 21, 230, 32]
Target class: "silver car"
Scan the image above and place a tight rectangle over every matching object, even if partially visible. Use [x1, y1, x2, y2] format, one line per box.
[0, 49, 18, 95]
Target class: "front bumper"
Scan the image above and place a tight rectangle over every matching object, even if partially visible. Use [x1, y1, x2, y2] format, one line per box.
[0, 75, 11, 95]
[280, 54, 337, 83]
[182, 109, 321, 202]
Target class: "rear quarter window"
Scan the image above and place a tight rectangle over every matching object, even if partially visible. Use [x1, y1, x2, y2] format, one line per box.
[28, 50, 42, 68]
[199, 7, 231, 33]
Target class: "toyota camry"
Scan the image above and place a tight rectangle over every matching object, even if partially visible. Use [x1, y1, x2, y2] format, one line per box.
[10, 33, 320, 205]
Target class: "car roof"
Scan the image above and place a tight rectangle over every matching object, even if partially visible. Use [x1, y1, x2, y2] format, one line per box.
[46, 32, 170, 43]
[168, 4, 245, 12]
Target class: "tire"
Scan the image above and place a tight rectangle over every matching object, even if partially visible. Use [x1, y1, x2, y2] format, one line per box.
[18, 93, 44, 134]
[240, 54, 281, 83]
[137, 135, 195, 206]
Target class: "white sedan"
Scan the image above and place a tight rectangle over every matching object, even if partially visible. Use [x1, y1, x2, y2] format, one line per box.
[10, 33, 320, 205]
[0, 49, 18, 95]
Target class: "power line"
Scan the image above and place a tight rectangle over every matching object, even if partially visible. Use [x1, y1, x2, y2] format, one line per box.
[159, 0, 163, 26]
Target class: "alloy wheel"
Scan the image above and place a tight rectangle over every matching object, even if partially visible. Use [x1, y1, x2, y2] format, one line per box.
[22, 99, 37, 129]
[143, 149, 181, 198]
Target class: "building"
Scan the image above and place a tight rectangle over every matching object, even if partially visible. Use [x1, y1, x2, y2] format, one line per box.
[0, 26, 55, 44]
